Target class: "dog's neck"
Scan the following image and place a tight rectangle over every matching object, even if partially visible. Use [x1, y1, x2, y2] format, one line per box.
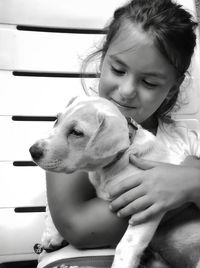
[99, 126, 157, 179]
[101, 119, 139, 177]
[101, 149, 130, 180]
[103, 150, 126, 170]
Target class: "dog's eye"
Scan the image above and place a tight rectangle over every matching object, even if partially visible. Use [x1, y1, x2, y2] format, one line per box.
[69, 128, 84, 137]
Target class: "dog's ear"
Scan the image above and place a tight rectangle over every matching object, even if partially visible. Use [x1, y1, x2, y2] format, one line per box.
[86, 112, 130, 160]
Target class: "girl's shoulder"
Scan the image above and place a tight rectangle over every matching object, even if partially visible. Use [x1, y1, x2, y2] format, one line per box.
[157, 119, 200, 157]
[158, 119, 200, 137]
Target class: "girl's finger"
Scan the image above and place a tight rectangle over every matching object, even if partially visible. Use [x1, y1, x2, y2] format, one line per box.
[117, 196, 152, 218]
[108, 175, 142, 199]
[109, 186, 145, 212]
[129, 204, 161, 225]
[129, 154, 165, 170]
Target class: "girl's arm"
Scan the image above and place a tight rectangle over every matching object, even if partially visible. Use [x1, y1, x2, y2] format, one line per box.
[46, 171, 128, 249]
[108, 155, 200, 225]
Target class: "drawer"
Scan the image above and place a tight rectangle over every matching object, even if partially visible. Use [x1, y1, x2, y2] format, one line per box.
[0, 162, 46, 207]
[0, 208, 45, 262]
[0, 71, 94, 115]
[0, 27, 103, 72]
[0, 0, 126, 28]
[0, 116, 54, 161]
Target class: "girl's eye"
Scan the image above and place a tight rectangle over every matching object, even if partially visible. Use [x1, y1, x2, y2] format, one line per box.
[143, 80, 158, 88]
[111, 66, 126, 76]
[69, 128, 84, 137]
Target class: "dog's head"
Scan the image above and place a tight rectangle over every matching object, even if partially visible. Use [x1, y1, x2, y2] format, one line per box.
[29, 96, 130, 173]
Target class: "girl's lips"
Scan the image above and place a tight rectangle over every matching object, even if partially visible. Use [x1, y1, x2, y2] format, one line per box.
[111, 98, 135, 109]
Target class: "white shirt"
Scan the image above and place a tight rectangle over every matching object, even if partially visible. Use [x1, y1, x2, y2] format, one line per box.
[157, 119, 200, 159]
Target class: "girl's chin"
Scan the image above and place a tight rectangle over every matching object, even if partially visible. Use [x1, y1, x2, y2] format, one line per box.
[110, 100, 136, 114]
[117, 108, 140, 122]
[99, 95, 144, 123]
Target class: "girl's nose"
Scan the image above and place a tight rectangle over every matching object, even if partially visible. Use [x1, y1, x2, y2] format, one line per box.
[118, 78, 137, 99]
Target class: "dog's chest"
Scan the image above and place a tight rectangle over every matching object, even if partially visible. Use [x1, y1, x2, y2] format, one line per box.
[88, 162, 142, 200]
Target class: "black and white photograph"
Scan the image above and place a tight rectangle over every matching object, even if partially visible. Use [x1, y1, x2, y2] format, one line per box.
[0, 1, 200, 268]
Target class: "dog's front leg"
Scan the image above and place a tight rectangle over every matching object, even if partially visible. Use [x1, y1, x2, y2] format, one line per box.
[111, 214, 163, 268]
[41, 204, 64, 249]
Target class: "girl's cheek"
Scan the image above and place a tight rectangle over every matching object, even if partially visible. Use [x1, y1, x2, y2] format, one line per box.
[99, 75, 114, 97]
[99, 85, 108, 98]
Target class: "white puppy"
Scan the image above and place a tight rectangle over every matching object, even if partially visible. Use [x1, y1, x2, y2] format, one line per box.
[30, 95, 184, 268]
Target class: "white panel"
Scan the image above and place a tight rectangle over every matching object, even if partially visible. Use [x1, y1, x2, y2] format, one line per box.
[0, 27, 103, 71]
[0, 71, 93, 115]
[0, 162, 46, 207]
[0, 116, 54, 161]
[0, 209, 45, 260]
[0, 0, 126, 28]
[0, 0, 195, 29]
[178, 0, 197, 16]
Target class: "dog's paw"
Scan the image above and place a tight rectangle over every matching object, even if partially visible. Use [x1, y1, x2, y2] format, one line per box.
[41, 230, 65, 251]
[41, 215, 64, 250]
[42, 204, 66, 251]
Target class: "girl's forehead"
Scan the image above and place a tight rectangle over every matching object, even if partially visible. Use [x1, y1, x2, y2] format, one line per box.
[108, 22, 153, 55]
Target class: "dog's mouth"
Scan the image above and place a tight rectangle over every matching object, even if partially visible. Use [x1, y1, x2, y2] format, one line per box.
[126, 117, 138, 130]
[37, 159, 76, 174]
[37, 159, 62, 171]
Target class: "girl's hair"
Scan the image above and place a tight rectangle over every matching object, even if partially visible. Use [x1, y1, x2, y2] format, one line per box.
[82, 0, 198, 122]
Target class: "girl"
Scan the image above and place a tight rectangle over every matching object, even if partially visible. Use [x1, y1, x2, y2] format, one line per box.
[44, 0, 200, 267]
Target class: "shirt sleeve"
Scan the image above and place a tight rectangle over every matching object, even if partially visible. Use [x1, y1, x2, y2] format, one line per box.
[158, 119, 200, 159]
[187, 127, 200, 158]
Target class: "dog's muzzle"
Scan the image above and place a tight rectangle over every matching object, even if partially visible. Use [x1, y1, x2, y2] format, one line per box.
[29, 143, 44, 162]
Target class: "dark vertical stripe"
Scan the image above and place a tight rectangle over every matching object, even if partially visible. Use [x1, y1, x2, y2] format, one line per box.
[12, 116, 57, 121]
[13, 161, 37, 166]
[15, 207, 46, 213]
[12, 71, 99, 78]
[17, 25, 107, 34]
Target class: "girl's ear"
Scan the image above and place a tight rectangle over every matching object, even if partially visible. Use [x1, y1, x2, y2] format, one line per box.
[167, 74, 185, 99]
[176, 74, 185, 88]
[99, 54, 105, 72]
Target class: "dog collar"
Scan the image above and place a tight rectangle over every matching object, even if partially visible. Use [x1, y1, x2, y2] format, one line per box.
[103, 149, 126, 170]
[126, 117, 139, 130]
[126, 117, 139, 144]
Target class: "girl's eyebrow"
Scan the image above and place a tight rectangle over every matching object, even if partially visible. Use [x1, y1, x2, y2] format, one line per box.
[142, 72, 166, 80]
[109, 55, 128, 67]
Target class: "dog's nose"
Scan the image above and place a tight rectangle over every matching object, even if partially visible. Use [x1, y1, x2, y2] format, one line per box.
[29, 143, 44, 161]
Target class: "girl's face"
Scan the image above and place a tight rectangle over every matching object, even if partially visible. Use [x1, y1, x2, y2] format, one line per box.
[99, 23, 177, 128]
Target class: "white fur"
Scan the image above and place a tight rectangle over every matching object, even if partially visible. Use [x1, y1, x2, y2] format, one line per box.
[30, 96, 184, 268]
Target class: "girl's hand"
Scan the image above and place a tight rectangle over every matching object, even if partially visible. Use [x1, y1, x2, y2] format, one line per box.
[108, 155, 199, 225]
